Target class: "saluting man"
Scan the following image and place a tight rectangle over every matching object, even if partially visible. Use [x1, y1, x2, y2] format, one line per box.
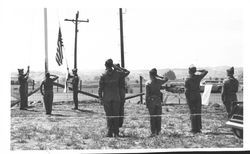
[18, 66, 30, 110]
[98, 59, 130, 137]
[68, 69, 79, 110]
[115, 64, 130, 128]
[221, 67, 239, 118]
[145, 68, 168, 136]
[40, 72, 59, 115]
[185, 65, 208, 133]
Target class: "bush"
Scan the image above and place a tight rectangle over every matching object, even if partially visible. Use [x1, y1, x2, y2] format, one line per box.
[163, 70, 176, 80]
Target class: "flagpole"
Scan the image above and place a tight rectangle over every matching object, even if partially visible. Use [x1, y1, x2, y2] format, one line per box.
[44, 8, 48, 74]
[119, 8, 125, 68]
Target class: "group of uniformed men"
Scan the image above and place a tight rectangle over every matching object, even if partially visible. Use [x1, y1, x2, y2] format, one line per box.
[17, 60, 239, 137]
[18, 67, 79, 114]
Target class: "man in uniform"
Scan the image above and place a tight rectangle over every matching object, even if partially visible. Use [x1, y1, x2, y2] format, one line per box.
[40, 72, 59, 115]
[115, 64, 130, 128]
[145, 68, 168, 136]
[185, 65, 208, 133]
[68, 69, 79, 110]
[18, 66, 30, 110]
[221, 67, 239, 118]
[98, 59, 130, 137]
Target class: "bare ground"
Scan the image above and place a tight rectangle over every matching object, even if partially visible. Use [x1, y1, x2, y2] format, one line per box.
[10, 97, 243, 150]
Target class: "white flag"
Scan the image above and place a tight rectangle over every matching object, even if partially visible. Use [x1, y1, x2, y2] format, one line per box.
[202, 85, 213, 105]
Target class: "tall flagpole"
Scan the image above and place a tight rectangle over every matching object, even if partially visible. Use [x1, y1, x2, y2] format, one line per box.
[119, 8, 125, 68]
[44, 8, 48, 74]
[12, 8, 49, 108]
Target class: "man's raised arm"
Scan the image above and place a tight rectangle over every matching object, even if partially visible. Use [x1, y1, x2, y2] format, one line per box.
[51, 74, 59, 81]
[98, 75, 104, 104]
[197, 69, 208, 79]
[40, 81, 44, 96]
[113, 64, 130, 77]
[24, 66, 30, 79]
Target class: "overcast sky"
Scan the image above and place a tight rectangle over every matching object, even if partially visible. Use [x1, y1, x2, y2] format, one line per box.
[1, 2, 245, 73]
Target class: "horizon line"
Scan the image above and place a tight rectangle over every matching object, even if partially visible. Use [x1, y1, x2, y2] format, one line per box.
[10, 65, 243, 74]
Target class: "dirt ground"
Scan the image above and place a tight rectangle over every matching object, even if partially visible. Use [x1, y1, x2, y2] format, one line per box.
[10, 95, 243, 150]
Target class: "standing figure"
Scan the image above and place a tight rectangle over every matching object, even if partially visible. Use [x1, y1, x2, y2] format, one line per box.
[18, 66, 30, 110]
[185, 65, 208, 133]
[98, 59, 129, 137]
[40, 73, 59, 115]
[221, 67, 239, 118]
[68, 69, 79, 110]
[145, 68, 168, 136]
[115, 64, 130, 128]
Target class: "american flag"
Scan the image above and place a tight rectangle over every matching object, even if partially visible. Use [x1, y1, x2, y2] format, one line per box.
[55, 27, 64, 66]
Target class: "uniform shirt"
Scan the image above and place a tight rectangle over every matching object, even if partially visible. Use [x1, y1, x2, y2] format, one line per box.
[119, 77, 126, 90]
[222, 76, 239, 96]
[118, 70, 129, 91]
[145, 78, 168, 101]
[98, 69, 127, 102]
[185, 73, 207, 94]
[42, 78, 55, 92]
[18, 74, 28, 89]
[72, 75, 79, 90]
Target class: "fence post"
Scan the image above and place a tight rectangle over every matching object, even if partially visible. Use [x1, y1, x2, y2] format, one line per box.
[178, 93, 181, 104]
[32, 80, 35, 90]
[57, 79, 59, 92]
[140, 76, 143, 104]
[80, 80, 82, 91]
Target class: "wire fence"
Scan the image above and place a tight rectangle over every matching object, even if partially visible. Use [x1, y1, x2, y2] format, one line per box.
[11, 83, 243, 106]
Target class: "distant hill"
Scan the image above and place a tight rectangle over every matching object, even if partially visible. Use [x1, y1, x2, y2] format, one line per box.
[11, 66, 243, 82]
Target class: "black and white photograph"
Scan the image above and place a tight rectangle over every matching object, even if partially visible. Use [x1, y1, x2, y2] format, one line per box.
[1, 0, 250, 153]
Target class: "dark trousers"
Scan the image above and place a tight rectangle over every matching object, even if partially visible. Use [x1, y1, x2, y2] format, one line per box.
[148, 103, 162, 134]
[19, 88, 28, 109]
[43, 91, 53, 114]
[73, 90, 78, 109]
[119, 100, 125, 127]
[186, 93, 202, 132]
[104, 100, 120, 135]
[119, 89, 126, 127]
[223, 94, 237, 118]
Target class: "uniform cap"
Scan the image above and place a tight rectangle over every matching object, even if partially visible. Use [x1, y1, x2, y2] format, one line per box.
[105, 59, 113, 68]
[188, 64, 196, 74]
[227, 67, 234, 75]
[149, 68, 157, 76]
[46, 72, 50, 78]
[18, 69, 24, 73]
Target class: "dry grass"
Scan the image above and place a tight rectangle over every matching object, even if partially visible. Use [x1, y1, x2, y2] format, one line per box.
[11, 96, 243, 150]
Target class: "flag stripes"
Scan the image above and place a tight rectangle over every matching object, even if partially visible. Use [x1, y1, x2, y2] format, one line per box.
[56, 27, 64, 66]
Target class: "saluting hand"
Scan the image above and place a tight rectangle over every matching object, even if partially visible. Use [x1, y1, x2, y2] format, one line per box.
[112, 64, 117, 69]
